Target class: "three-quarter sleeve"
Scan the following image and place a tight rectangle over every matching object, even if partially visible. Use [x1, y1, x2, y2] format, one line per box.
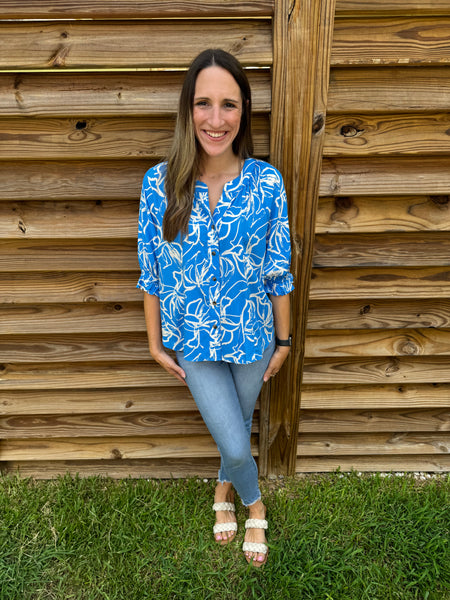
[137, 184, 161, 297]
[263, 173, 294, 296]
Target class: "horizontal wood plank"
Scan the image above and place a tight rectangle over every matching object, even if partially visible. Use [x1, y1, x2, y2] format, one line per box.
[0, 116, 269, 160]
[313, 232, 450, 267]
[0, 387, 196, 415]
[0, 362, 185, 390]
[0, 435, 229, 460]
[301, 383, 450, 409]
[0, 71, 271, 117]
[320, 157, 450, 197]
[335, 1, 450, 17]
[305, 328, 450, 358]
[0, 239, 139, 271]
[316, 195, 450, 233]
[296, 455, 450, 473]
[0, 160, 149, 201]
[298, 432, 450, 455]
[310, 266, 450, 299]
[307, 299, 450, 330]
[332, 18, 450, 66]
[0, 333, 149, 363]
[0, 303, 146, 334]
[0, 272, 141, 303]
[299, 408, 450, 433]
[328, 67, 450, 113]
[0, 200, 138, 240]
[324, 113, 450, 156]
[303, 356, 450, 384]
[2, 458, 221, 480]
[0, 20, 272, 70]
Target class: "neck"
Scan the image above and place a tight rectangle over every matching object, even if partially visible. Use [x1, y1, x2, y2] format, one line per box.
[199, 150, 241, 178]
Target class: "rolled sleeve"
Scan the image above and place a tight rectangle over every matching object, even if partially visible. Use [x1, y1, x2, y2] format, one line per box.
[137, 187, 161, 297]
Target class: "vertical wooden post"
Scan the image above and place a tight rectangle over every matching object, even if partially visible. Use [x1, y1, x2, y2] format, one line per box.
[265, 0, 336, 475]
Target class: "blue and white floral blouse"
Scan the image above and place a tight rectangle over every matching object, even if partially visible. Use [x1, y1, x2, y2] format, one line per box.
[137, 158, 294, 364]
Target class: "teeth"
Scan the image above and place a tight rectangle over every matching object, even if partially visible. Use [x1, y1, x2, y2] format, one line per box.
[206, 131, 226, 138]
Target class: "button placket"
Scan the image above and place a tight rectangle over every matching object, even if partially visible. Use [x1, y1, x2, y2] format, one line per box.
[209, 213, 221, 341]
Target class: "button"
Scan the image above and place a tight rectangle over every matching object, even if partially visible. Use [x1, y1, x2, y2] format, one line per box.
[211, 251, 216, 256]
[212, 277, 217, 282]
[211, 224, 215, 230]
[213, 324, 218, 329]
[212, 301, 217, 306]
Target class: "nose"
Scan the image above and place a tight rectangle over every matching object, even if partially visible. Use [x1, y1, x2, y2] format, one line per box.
[209, 105, 223, 128]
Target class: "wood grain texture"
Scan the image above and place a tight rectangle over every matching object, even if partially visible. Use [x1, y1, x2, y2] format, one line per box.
[328, 67, 450, 113]
[0, 1, 274, 19]
[336, 1, 450, 17]
[296, 455, 450, 473]
[299, 407, 450, 433]
[320, 158, 450, 197]
[307, 299, 450, 330]
[324, 113, 450, 156]
[332, 18, 450, 66]
[0, 20, 272, 70]
[305, 329, 450, 358]
[0, 116, 269, 160]
[0, 272, 141, 304]
[0, 160, 149, 201]
[301, 383, 450, 409]
[303, 356, 450, 384]
[316, 195, 450, 233]
[0, 303, 146, 334]
[298, 432, 450, 455]
[0, 71, 271, 117]
[313, 232, 450, 267]
[310, 266, 450, 299]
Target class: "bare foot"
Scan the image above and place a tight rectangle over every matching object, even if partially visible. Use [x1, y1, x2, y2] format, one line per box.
[243, 499, 268, 566]
[213, 482, 237, 545]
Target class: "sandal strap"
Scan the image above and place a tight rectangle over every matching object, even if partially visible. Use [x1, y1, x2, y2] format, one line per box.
[213, 522, 238, 534]
[212, 502, 235, 512]
[242, 542, 268, 554]
[245, 518, 268, 530]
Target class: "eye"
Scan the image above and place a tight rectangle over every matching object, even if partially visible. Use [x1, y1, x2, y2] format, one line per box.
[224, 102, 238, 109]
[194, 100, 208, 107]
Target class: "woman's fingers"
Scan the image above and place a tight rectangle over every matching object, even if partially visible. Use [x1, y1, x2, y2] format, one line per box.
[153, 350, 187, 385]
[263, 347, 290, 382]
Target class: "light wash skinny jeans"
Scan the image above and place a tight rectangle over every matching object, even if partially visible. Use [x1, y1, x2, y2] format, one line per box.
[176, 337, 275, 507]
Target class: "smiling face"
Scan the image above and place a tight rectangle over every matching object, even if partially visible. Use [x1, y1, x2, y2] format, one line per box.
[192, 65, 243, 162]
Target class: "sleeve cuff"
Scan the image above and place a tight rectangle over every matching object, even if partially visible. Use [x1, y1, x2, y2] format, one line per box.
[136, 277, 160, 297]
[263, 273, 294, 296]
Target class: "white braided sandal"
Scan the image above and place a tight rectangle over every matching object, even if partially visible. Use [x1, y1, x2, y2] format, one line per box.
[212, 501, 237, 545]
[242, 518, 268, 566]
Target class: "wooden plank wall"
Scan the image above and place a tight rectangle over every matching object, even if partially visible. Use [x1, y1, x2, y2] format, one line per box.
[297, 0, 450, 473]
[0, 1, 274, 478]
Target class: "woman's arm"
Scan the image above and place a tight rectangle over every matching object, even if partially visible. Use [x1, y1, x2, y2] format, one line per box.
[263, 293, 291, 382]
[143, 292, 186, 385]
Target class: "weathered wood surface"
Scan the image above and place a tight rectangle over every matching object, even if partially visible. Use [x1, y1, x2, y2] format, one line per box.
[305, 329, 450, 358]
[0, 20, 272, 70]
[320, 158, 450, 196]
[0, 240, 138, 271]
[0, 303, 145, 334]
[316, 195, 450, 233]
[0, 116, 269, 160]
[0, 1, 274, 19]
[298, 432, 450, 455]
[310, 267, 450, 299]
[324, 113, 450, 156]
[0, 387, 196, 415]
[301, 383, 450, 409]
[0, 71, 271, 117]
[328, 67, 450, 113]
[336, 1, 450, 17]
[299, 408, 450, 433]
[303, 356, 450, 384]
[3, 458, 221, 480]
[296, 455, 450, 473]
[0, 201, 138, 239]
[332, 18, 450, 66]
[0, 272, 141, 304]
[313, 233, 450, 267]
[0, 160, 149, 201]
[307, 299, 450, 330]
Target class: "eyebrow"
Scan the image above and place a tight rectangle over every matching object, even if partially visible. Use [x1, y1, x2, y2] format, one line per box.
[194, 96, 240, 104]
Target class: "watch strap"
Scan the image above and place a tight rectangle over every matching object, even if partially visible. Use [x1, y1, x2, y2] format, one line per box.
[275, 335, 292, 347]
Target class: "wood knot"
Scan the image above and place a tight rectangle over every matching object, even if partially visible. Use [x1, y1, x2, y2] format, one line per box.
[125, 401, 133, 409]
[340, 124, 364, 138]
[430, 195, 449, 206]
[312, 113, 325, 135]
[360, 304, 372, 315]
[397, 340, 420, 355]
[111, 448, 123, 459]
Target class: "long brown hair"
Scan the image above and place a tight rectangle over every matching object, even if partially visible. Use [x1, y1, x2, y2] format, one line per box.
[163, 49, 253, 242]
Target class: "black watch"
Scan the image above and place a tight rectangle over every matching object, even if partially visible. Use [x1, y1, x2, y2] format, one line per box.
[275, 335, 292, 347]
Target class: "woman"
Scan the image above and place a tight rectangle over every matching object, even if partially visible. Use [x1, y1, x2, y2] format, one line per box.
[137, 49, 293, 567]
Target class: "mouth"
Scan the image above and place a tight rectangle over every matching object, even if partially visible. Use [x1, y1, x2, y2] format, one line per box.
[204, 130, 227, 140]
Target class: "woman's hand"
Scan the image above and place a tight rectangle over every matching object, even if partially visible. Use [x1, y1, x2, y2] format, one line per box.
[263, 345, 290, 382]
[151, 347, 187, 385]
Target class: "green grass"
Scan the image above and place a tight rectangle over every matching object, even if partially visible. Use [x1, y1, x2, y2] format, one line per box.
[0, 472, 448, 600]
